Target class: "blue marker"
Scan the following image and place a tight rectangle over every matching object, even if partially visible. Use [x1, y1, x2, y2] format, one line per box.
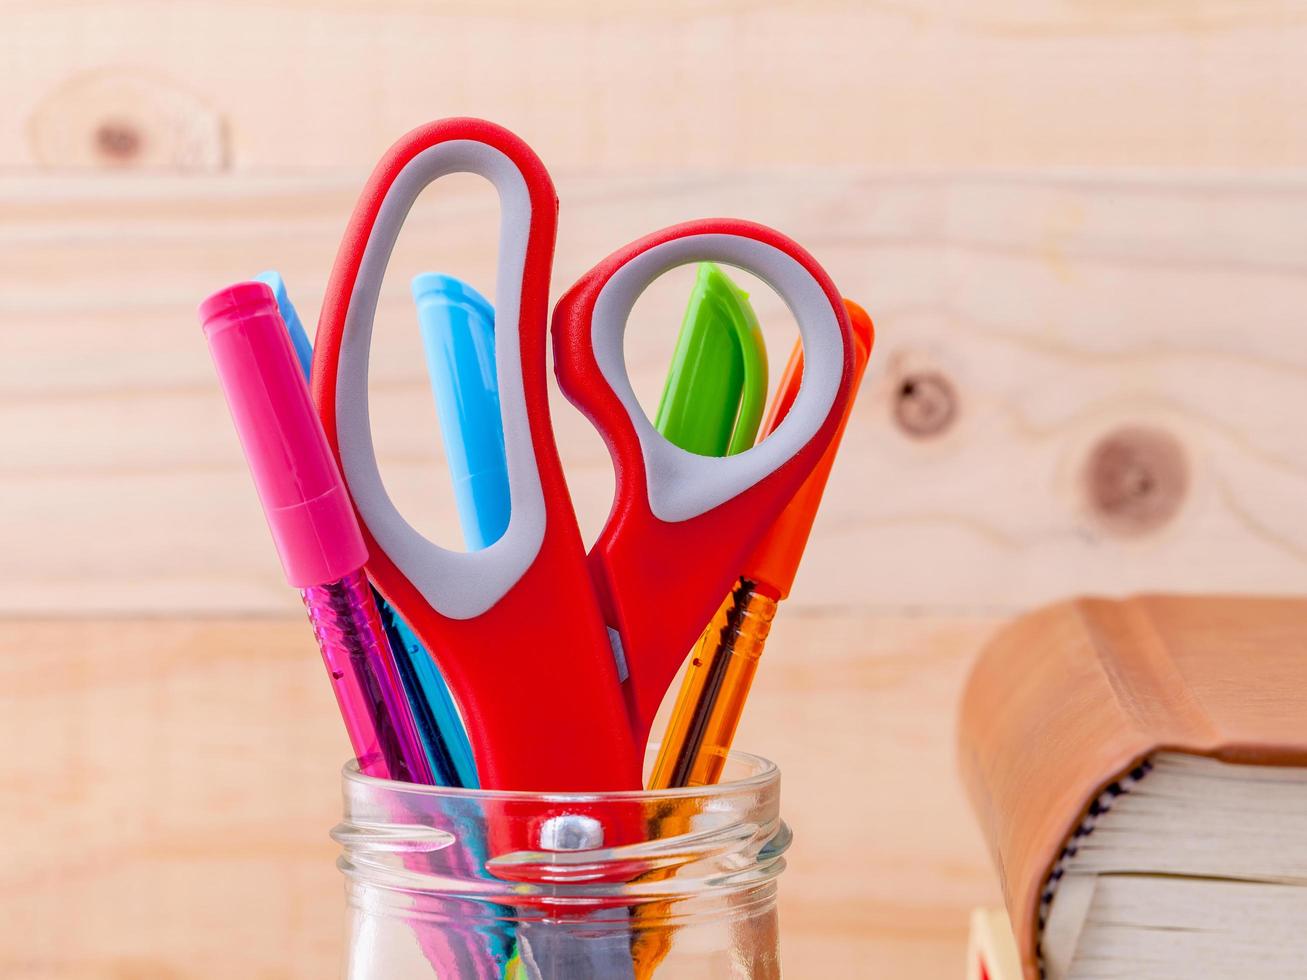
[254, 271, 313, 379]
[412, 273, 511, 550]
[255, 271, 479, 789]
[372, 606, 478, 789]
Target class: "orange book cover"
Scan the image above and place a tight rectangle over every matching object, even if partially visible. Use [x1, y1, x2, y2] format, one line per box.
[956, 594, 1307, 979]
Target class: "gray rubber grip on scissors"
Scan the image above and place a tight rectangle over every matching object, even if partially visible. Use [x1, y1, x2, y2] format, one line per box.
[335, 139, 548, 621]
[337, 143, 845, 620]
[589, 233, 843, 523]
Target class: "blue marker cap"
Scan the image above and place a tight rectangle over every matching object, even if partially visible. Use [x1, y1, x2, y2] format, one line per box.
[412, 273, 511, 551]
[255, 270, 314, 379]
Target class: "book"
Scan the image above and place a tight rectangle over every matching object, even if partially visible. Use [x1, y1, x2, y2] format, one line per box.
[956, 595, 1307, 980]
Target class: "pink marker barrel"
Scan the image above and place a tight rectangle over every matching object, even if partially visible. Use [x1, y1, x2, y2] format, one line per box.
[199, 281, 431, 785]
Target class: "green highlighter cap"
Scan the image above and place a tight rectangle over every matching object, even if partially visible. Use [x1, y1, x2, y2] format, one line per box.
[653, 262, 768, 456]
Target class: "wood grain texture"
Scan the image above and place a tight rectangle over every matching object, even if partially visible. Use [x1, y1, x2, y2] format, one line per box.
[5, 2, 1307, 171]
[0, 612, 1001, 979]
[6, 3, 1307, 975]
[4, 173, 1307, 614]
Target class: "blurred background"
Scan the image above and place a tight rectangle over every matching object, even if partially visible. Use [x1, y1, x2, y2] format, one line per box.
[4, 2, 1307, 977]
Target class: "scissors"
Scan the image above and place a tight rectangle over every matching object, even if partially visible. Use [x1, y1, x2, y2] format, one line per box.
[312, 117, 855, 791]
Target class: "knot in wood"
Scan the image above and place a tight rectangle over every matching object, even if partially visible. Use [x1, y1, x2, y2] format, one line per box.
[894, 371, 957, 439]
[1084, 425, 1188, 536]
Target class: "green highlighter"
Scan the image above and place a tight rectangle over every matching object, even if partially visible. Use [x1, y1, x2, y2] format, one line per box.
[654, 262, 768, 455]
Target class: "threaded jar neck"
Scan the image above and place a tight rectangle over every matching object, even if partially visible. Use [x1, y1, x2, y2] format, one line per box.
[332, 749, 788, 911]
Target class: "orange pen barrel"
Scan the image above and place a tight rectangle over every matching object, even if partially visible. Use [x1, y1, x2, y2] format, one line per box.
[745, 299, 874, 598]
[650, 581, 779, 788]
[649, 300, 874, 790]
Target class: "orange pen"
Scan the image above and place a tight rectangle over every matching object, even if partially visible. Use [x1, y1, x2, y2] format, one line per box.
[649, 300, 874, 789]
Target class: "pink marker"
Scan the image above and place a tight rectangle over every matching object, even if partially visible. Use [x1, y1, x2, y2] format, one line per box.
[200, 281, 433, 785]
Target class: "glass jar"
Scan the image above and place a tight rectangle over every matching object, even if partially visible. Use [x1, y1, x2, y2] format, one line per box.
[333, 750, 790, 979]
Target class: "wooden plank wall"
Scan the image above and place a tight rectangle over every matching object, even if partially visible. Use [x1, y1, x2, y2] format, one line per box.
[3, 3, 1307, 978]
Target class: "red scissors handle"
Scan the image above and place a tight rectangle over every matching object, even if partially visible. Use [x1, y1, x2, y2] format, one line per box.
[313, 118, 641, 791]
[554, 220, 856, 747]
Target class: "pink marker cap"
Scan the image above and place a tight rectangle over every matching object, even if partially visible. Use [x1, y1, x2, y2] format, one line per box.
[200, 281, 367, 588]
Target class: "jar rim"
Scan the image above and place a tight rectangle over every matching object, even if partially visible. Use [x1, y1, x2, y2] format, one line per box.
[341, 746, 779, 802]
